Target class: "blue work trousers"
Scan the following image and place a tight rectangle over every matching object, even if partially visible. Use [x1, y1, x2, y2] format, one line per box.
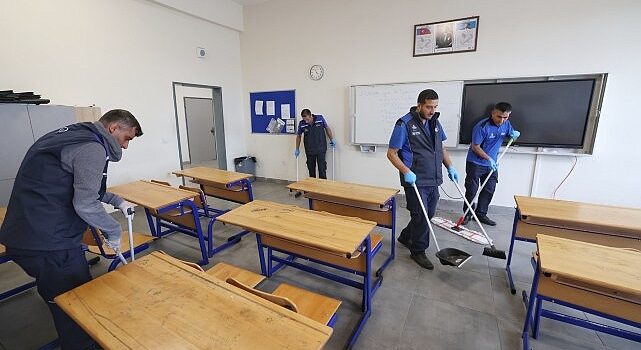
[7, 246, 96, 350]
[463, 161, 498, 216]
[400, 185, 439, 254]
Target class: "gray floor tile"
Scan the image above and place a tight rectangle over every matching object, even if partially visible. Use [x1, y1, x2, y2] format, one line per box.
[399, 295, 501, 350]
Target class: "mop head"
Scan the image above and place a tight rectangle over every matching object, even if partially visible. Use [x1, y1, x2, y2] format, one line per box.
[431, 217, 489, 245]
[294, 191, 302, 198]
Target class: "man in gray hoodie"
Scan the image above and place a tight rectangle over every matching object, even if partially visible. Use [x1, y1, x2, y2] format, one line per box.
[0, 109, 142, 350]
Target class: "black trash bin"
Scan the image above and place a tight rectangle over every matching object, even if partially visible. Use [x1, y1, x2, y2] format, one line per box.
[234, 156, 257, 181]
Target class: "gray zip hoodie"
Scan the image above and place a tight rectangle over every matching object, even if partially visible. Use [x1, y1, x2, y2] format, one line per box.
[60, 122, 125, 241]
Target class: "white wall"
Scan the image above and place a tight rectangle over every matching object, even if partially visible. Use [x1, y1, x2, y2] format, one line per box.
[241, 0, 641, 208]
[1, 0, 246, 187]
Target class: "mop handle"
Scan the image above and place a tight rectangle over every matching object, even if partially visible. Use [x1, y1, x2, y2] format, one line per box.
[332, 147, 335, 180]
[462, 138, 514, 218]
[127, 207, 135, 261]
[453, 181, 495, 245]
[116, 251, 128, 265]
[296, 152, 299, 181]
[412, 184, 441, 252]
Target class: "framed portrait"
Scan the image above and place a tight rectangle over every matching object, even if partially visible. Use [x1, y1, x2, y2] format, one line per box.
[413, 16, 479, 57]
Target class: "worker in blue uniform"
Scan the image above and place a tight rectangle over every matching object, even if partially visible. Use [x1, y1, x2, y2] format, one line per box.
[294, 108, 336, 179]
[387, 89, 459, 270]
[0, 110, 142, 350]
[463, 102, 520, 226]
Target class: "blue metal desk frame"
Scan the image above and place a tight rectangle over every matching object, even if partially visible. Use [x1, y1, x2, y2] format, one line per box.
[150, 178, 254, 262]
[305, 195, 397, 277]
[522, 257, 641, 349]
[255, 232, 382, 349]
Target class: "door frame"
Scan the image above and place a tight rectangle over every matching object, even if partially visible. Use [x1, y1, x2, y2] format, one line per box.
[172, 82, 227, 170]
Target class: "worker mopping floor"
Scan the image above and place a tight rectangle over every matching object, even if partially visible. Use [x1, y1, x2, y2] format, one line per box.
[432, 138, 514, 247]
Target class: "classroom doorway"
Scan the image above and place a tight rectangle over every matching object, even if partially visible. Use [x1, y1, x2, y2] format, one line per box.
[172, 82, 227, 170]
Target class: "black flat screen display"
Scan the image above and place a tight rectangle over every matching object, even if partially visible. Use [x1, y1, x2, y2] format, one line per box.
[460, 79, 595, 148]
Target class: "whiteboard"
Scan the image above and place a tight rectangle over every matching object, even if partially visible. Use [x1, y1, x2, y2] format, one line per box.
[350, 81, 463, 147]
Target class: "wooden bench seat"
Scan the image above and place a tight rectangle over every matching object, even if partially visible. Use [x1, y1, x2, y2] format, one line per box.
[85, 231, 155, 256]
[272, 283, 342, 325]
[207, 262, 265, 288]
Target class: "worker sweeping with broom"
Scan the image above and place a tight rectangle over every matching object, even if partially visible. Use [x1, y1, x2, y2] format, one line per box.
[462, 102, 520, 226]
[387, 89, 462, 270]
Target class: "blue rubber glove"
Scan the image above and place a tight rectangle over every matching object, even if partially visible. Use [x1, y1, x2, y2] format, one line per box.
[488, 158, 498, 172]
[510, 129, 520, 140]
[403, 171, 416, 185]
[447, 167, 459, 183]
[329, 139, 336, 148]
[294, 149, 300, 158]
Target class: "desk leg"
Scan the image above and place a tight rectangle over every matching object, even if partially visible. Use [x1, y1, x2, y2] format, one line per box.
[183, 200, 208, 265]
[377, 197, 397, 276]
[348, 235, 373, 349]
[522, 258, 540, 350]
[506, 208, 520, 294]
[145, 208, 157, 237]
[245, 179, 254, 201]
[256, 234, 266, 276]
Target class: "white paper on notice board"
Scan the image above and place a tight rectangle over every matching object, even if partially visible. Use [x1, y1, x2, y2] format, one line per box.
[254, 100, 263, 115]
[266, 101, 276, 115]
[281, 104, 291, 118]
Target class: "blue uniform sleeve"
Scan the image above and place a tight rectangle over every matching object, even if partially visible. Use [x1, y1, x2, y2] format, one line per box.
[471, 123, 485, 145]
[318, 115, 328, 128]
[389, 123, 407, 149]
[296, 121, 304, 135]
[438, 121, 447, 142]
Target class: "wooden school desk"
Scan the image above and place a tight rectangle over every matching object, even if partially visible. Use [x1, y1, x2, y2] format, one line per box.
[506, 196, 641, 294]
[107, 180, 211, 265]
[287, 177, 399, 275]
[1, 207, 37, 301]
[216, 200, 379, 349]
[522, 235, 641, 349]
[173, 166, 254, 256]
[55, 252, 332, 350]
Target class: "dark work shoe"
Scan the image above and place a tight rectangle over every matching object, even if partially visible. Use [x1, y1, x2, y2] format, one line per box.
[477, 215, 497, 226]
[410, 252, 434, 270]
[397, 236, 411, 250]
[462, 213, 472, 225]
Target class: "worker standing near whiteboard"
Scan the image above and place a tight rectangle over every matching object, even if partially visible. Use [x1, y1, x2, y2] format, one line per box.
[387, 89, 459, 270]
[294, 109, 336, 179]
[462, 102, 520, 226]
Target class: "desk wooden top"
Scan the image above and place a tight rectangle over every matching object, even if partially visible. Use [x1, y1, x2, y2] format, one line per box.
[287, 178, 399, 206]
[55, 252, 331, 350]
[173, 166, 252, 185]
[108, 180, 196, 210]
[515, 196, 641, 238]
[537, 235, 641, 299]
[217, 200, 377, 256]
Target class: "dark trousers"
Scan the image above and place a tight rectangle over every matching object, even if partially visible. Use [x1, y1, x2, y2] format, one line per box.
[463, 161, 498, 217]
[306, 152, 327, 179]
[7, 247, 95, 350]
[399, 185, 439, 254]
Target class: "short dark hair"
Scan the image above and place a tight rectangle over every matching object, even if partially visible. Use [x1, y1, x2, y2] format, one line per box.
[301, 109, 312, 117]
[417, 89, 439, 104]
[494, 102, 512, 113]
[99, 109, 143, 137]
